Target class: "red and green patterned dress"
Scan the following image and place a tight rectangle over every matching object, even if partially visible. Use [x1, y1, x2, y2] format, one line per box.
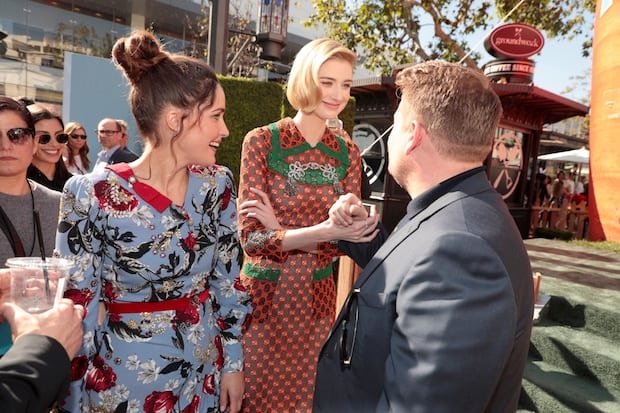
[238, 118, 362, 412]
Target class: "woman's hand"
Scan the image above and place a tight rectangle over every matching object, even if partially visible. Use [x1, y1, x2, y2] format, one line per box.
[220, 371, 244, 412]
[238, 187, 281, 230]
[323, 204, 380, 243]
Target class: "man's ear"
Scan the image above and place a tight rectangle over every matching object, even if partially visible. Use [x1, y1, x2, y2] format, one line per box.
[405, 120, 423, 155]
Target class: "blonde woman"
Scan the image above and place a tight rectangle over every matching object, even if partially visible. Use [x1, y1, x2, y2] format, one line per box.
[237, 38, 371, 412]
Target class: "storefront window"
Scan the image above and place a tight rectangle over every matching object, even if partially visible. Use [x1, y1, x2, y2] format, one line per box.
[0, 0, 206, 105]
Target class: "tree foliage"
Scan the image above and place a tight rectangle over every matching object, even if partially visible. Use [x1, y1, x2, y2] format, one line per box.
[305, 0, 595, 74]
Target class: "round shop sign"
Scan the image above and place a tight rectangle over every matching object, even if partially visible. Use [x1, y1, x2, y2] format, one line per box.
[484, 23, 545, 59]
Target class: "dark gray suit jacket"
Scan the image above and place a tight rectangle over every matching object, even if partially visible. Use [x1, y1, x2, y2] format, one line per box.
[314, 171, 534, 413]
[108, 147, 139, 164]
[0, 334, 71, 412]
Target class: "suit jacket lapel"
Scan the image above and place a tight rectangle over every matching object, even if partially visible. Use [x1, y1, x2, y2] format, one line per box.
[325, 174, 493, 342]
[353, 189, 464, 288]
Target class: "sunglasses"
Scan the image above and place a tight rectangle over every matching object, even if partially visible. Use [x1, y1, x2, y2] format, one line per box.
[97, 129, 120, 136]
[70, 133, 88, 140]
[38, 133, 70, 145]
[2, 127, 34, 144]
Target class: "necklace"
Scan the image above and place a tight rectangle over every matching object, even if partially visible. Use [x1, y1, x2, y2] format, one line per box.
[128, 157, 152, 187]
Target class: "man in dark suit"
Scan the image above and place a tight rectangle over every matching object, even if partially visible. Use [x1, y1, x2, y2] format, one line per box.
[314, 61, 534, 412]
[93, 118, 138, 172]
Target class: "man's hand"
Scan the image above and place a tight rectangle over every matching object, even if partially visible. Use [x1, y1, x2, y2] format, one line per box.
[0, 269, 10, 308]
[329, 193, 367, 226]
[0, 298, 84, 359]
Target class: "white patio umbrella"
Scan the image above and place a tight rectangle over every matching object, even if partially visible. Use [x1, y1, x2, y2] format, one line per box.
[539, 147, 589, 177]
[538, 147, 589, 164]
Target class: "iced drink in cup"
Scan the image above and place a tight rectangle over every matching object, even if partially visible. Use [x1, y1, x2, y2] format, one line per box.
[6, 257, 73, 314]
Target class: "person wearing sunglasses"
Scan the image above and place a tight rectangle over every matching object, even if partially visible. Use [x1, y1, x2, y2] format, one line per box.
[25, 103, 72, 192]
[62, 121, 90, 175]
[313, 61, 534, 413]
[0, 96, 63, 357]
[92, 117, 138, 172]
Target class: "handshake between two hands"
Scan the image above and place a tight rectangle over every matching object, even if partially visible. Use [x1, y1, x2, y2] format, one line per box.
[327, 193, 380, 243]
[238, 187, 379, 244]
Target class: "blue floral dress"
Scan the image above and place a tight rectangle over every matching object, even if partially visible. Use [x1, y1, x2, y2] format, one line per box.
[55, 163, 251, 413]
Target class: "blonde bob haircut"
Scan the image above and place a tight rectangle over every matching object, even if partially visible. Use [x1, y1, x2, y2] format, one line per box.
[286, 38, 356, 112]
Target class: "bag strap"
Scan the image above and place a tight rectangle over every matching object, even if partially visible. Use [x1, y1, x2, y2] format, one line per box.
[0, 203, 26, 256]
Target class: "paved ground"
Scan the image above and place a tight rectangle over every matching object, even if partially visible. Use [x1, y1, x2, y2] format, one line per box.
[524, 238, 620, 292]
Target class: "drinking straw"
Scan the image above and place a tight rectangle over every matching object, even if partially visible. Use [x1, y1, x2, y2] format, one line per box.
[33, 210, 51, 298]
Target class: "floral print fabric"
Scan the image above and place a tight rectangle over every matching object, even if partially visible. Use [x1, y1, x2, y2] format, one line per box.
[55, 163, 251, 413]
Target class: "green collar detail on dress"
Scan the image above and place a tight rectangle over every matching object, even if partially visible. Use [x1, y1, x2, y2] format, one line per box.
[267, 122, 350, 185]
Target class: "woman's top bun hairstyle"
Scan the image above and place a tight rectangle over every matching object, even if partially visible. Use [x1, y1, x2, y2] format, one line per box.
[111, 30, 218, 144]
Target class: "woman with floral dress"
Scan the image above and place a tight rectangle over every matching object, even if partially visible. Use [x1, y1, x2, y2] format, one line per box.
[55, 30, 251, 413]
[237, 38, 376, 412]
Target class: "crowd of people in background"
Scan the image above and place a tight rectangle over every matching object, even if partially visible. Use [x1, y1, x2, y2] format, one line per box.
[535, 167, 589, 208]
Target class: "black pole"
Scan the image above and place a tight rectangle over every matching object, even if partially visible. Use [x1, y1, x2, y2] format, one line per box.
[208, 0, 229, 74]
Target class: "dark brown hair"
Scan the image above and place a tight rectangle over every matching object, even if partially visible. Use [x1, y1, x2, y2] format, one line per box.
[0, 96, 35, 131]
[28, 103, 65, 129]
[112, 30, 219, 148]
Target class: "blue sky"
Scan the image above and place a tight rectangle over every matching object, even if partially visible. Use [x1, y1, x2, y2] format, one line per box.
[526, 34, 591, 103]
[441, 17, 593, 104]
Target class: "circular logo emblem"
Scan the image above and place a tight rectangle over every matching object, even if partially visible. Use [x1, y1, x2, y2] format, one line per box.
[490, 132, 523, 200]
[352, 123, 387, 185]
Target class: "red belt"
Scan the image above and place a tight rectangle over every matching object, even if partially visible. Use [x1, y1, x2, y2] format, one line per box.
[106, 289, 210, 314]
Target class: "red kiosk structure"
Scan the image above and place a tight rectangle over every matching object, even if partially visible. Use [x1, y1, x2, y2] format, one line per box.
[350, 24, 589, 238]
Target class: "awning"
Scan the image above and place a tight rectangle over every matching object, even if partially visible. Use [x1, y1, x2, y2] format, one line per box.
[538, 147, 589, 164]
[492, 83, 590, 125]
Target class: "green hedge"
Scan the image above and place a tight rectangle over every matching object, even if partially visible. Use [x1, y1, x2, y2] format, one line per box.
[217, 75, 356, 185]
[218, 76, 282, 181]
[533, 227, 574, 241]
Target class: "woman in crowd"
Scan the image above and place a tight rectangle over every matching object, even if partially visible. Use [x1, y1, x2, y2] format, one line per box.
[55, 30, 251, 412]
[237, 38, 371, 412]
[63, 121, 90, 174]
[0, 96, 62, 356]
[26, 104, 72, 192]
